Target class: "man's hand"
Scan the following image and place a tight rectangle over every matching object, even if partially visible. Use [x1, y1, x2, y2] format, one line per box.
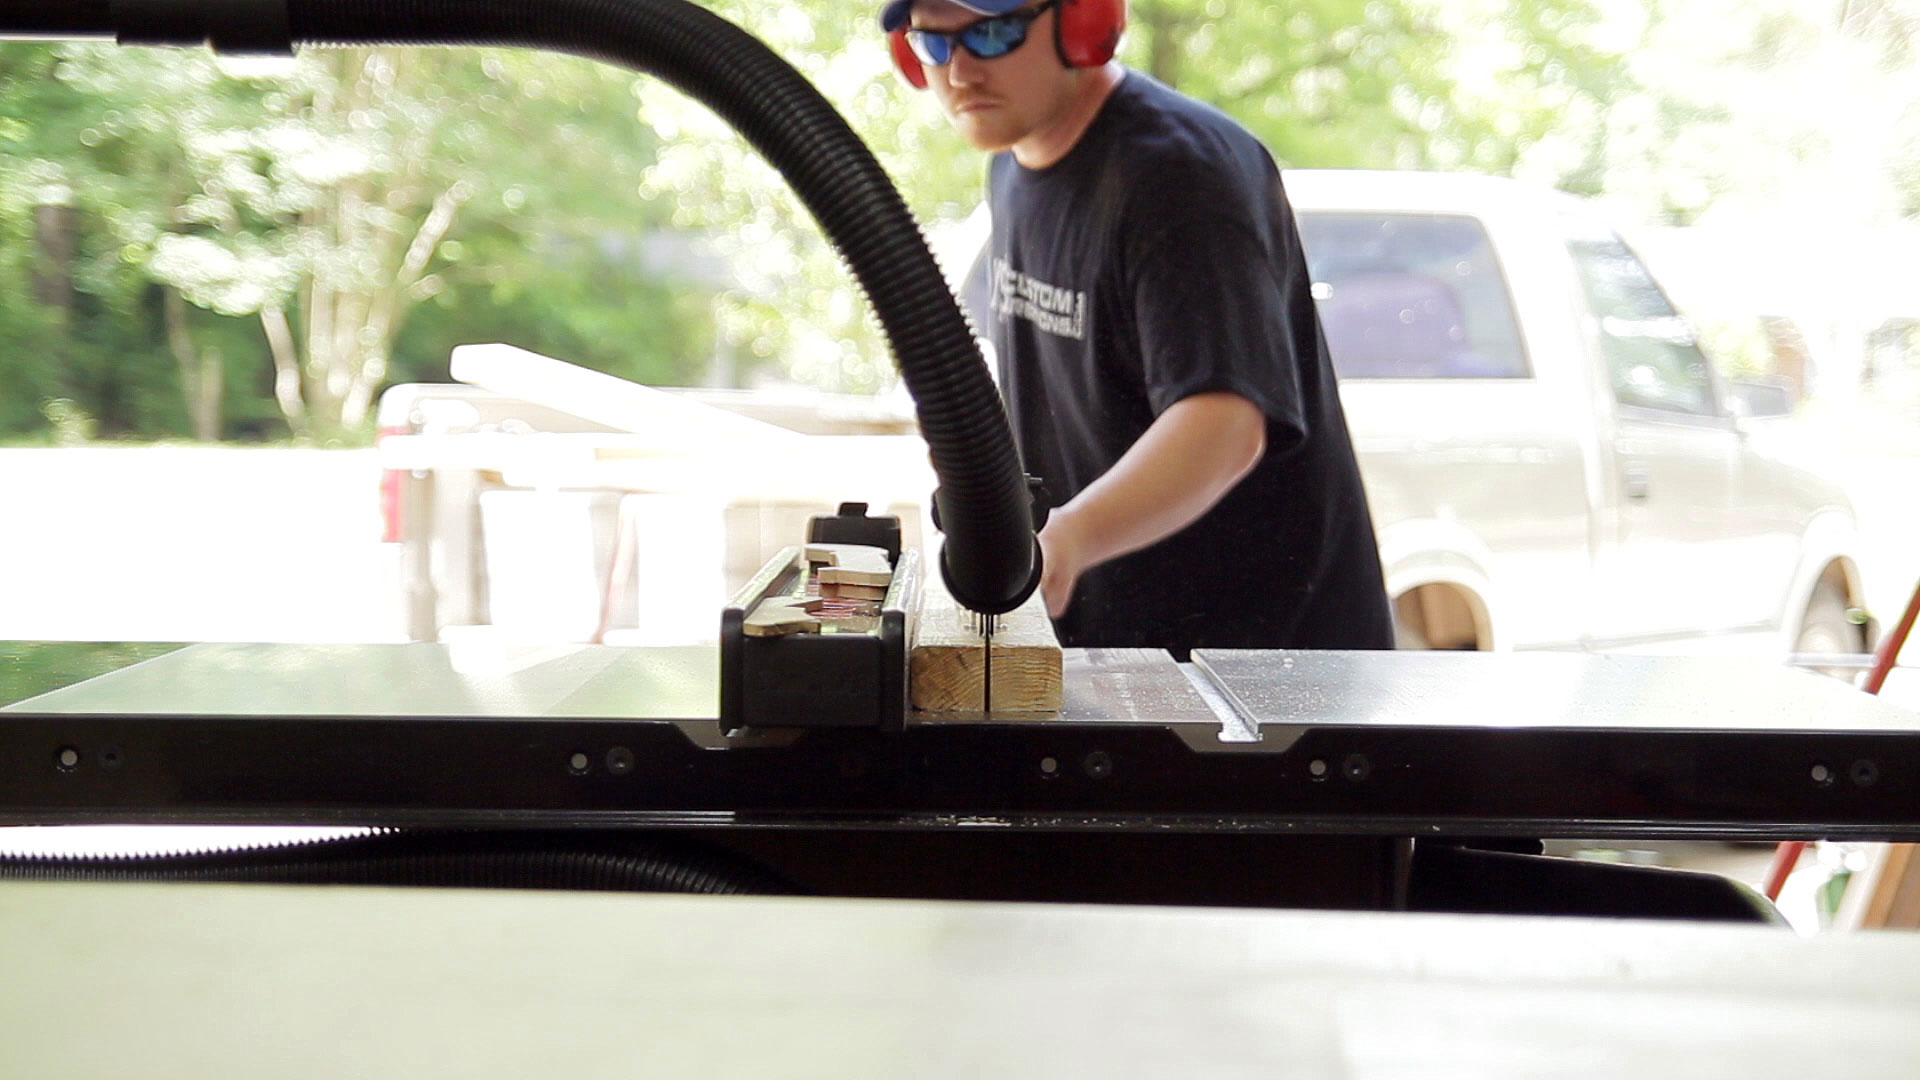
[1035, 392, 1267, 618]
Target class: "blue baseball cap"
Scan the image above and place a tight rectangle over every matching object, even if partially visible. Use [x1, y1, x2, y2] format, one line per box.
[879, 0, 1030, 33]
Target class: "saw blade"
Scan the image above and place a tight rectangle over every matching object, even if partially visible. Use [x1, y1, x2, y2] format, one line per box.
[970, 610, 1000, 716]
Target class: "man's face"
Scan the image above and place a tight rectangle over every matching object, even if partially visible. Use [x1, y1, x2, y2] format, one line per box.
[911, 0, 1078, 153]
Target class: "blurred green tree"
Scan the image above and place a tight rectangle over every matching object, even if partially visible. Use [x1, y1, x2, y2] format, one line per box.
[1126, 0, 1635, 177]
[1532, 0, 1920, 226]
[8, 0, 1911, 436]
[0, 42, 718, 441]
[0, 44, 183, 441]
[631, 3, 982, 394]
[0, 3, 1655, 428]
[69, 46, 710, 439]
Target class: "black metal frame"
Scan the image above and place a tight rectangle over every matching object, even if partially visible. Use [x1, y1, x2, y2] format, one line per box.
[6, 711, 1916, 841]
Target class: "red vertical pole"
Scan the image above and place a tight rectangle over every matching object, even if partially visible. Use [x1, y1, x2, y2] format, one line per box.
[1767, 578, 1920, 902]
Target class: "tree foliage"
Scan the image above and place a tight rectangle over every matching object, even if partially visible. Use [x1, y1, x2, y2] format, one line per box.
[2, 1, 1916, 440]
[1518, 0, 1920, 225]
[1, 42, 718, 441]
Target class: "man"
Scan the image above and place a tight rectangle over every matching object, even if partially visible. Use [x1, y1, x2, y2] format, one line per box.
[882, 0, 1394, 656]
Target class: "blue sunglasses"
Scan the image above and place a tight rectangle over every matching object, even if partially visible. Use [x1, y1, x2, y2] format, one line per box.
[905, 0, 1059, 66]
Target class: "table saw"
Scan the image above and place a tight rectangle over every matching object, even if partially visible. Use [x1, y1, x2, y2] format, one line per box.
[11, 5, 1920, 1074]
[7, 640, 1918, 917]
[2, 0, 1917, 915]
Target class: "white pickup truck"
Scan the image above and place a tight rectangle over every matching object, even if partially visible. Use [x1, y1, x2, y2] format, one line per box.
[1283, 169, 1873, 658]
[380, 169, 1876, 661]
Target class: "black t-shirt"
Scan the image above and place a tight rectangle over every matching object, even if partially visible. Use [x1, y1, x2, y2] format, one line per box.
[983, 70, 1393, 655]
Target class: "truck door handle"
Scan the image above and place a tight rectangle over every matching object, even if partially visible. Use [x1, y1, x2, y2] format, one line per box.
[1624, 465, 1650, 500]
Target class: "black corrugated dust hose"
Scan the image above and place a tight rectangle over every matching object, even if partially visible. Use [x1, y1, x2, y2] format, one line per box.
[0, 0, 1041, 613]
[307, 0, 1043, 615]
[0, 0, 1045, 892]
[298, 0, 1043, 614]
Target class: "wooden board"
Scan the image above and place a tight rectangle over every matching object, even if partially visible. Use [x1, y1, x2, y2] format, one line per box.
[910, 567, 1062, 713]
[817, 566, 893, 587]
[804, 544, 892, 574]
[449, 342, 798, 447]
[742, 598, 824, 638]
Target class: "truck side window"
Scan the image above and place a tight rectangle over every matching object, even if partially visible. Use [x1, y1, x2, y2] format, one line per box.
[1297, 212, 1529, 380]
[1565, 231, 1718, 417]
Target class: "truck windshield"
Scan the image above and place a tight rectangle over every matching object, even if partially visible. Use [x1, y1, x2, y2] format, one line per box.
[1563, 229, 1719, 417]
[1298, 212, 1529, 380]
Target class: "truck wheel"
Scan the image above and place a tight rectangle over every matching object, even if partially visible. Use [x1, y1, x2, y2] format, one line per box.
[1393, 615, 1430, 651]
[1796, 583, 1864, 681]
[1392, 587, 1481, 650]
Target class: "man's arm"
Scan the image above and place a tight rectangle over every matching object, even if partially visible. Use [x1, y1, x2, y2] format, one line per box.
[1036, 391, 1267, 617]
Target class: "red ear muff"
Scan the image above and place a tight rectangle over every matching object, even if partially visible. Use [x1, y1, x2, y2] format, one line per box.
[889, 27, 929, 89]
[1055, 0, 1125, 68]
[891, 0, 1121, 87]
